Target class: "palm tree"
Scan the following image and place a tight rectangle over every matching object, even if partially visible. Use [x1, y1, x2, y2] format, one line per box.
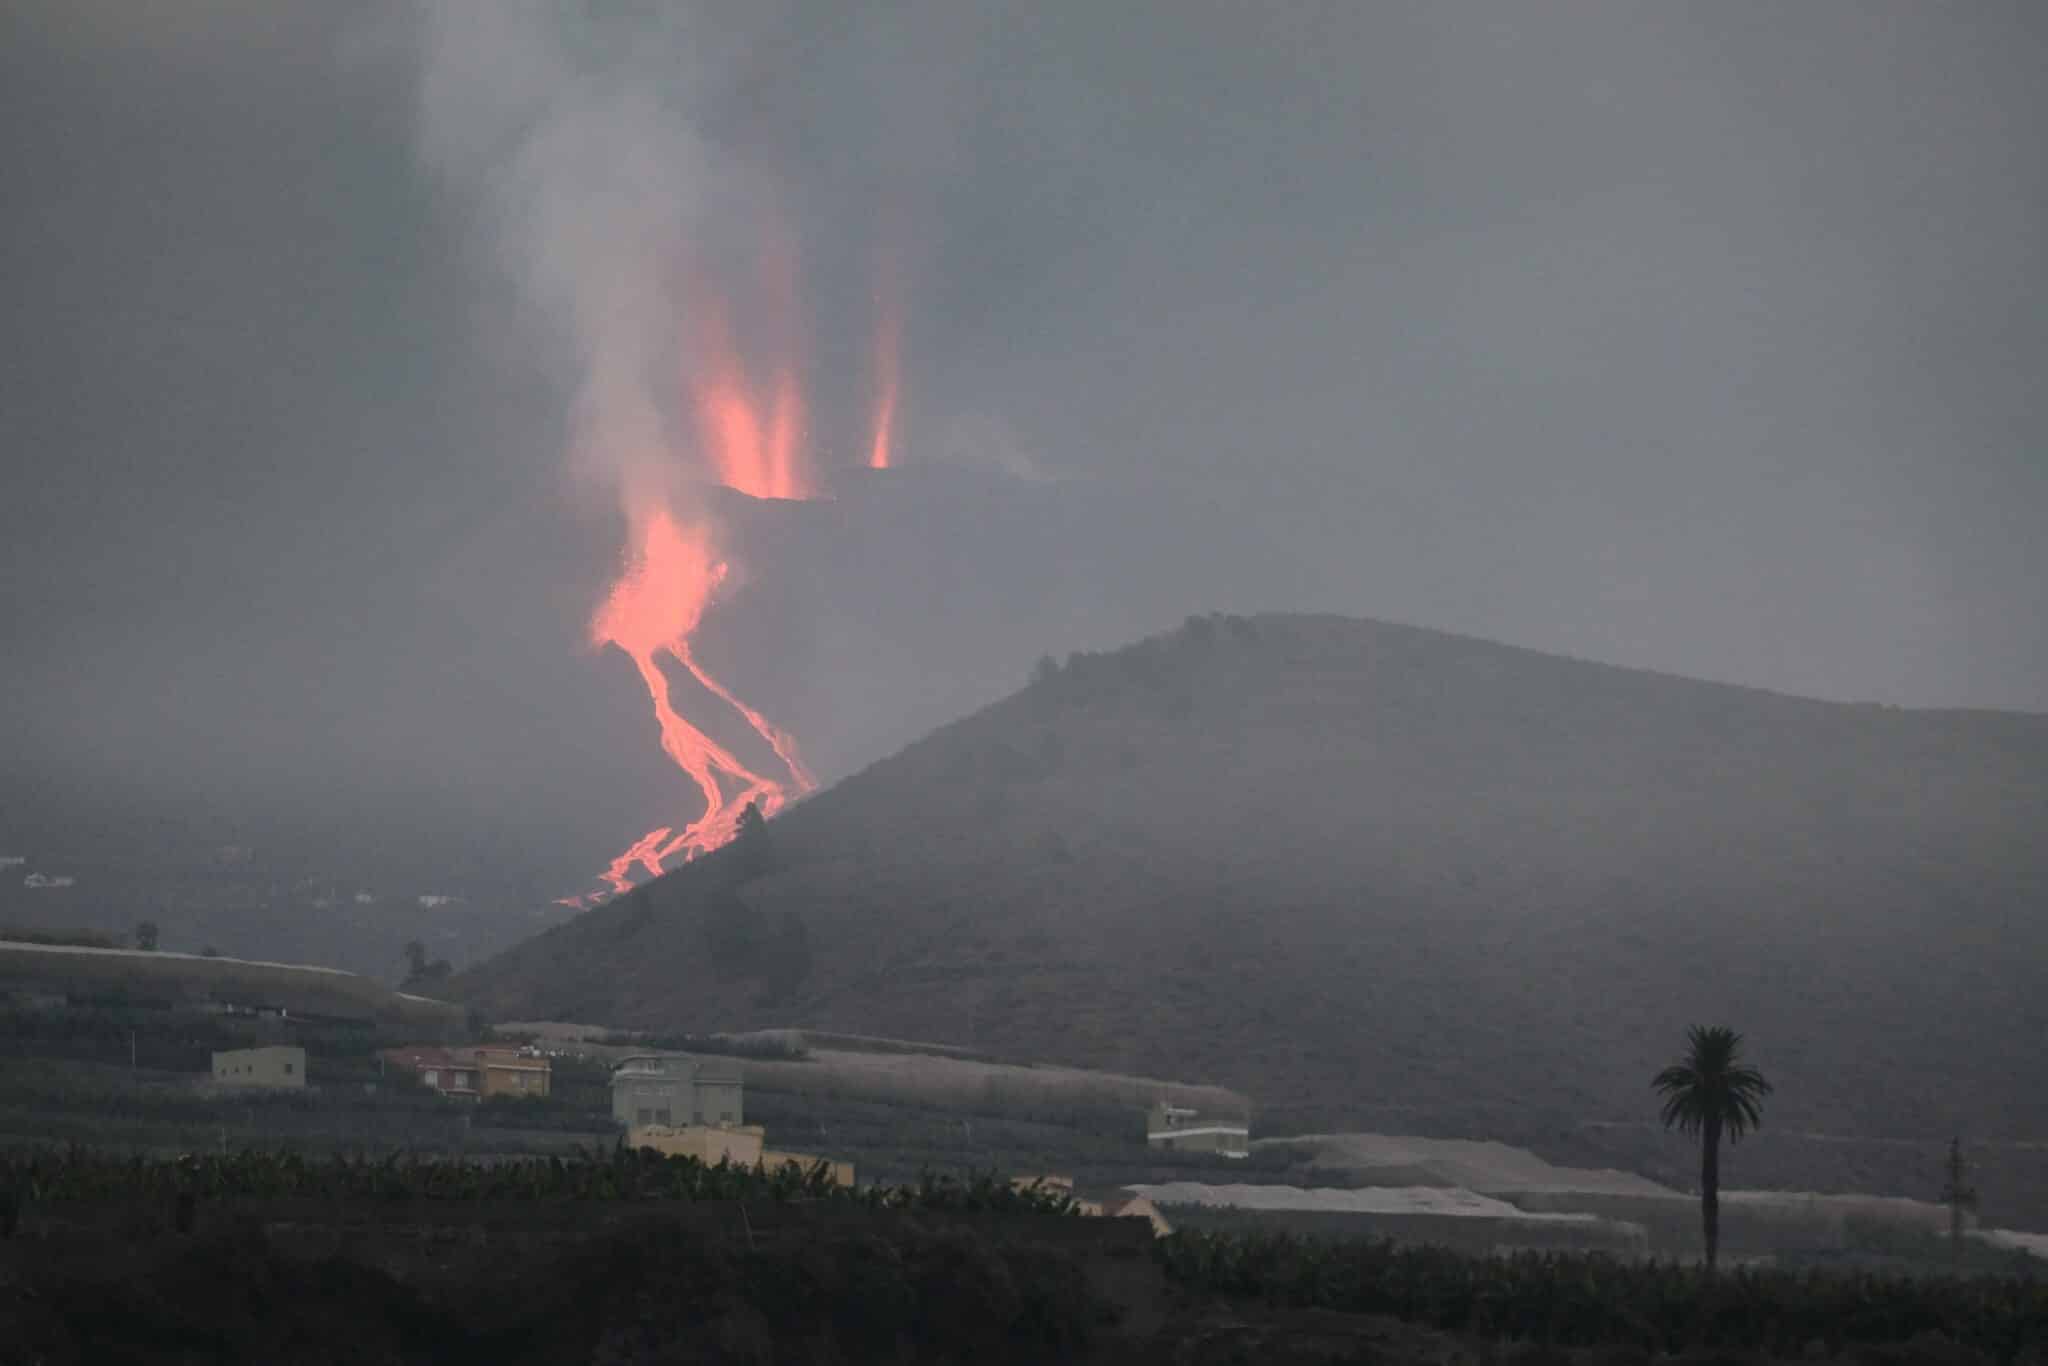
[1653, 1024, 1772, 1271]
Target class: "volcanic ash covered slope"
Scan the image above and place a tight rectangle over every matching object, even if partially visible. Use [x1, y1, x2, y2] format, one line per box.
[456, 612, 2048, 1144]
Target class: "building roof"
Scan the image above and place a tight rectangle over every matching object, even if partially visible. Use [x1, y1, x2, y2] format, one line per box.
[381, 1044, 548, 1069]
[381, 1046, 469, 1071]
[1147, 1124, 1250, 1140]
[609, 1054, 742, 1086]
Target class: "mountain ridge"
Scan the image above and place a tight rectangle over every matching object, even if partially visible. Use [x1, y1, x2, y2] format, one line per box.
[454, 611, 2048, 1161]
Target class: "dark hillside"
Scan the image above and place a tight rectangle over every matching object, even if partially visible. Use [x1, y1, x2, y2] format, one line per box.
[455, 614, 2048, 1165]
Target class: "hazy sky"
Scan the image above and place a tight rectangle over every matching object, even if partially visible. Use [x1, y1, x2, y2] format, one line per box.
[4, 1, 2044, 879]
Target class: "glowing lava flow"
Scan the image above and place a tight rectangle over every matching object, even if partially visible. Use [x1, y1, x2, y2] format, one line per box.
[571, 241, 906, 905]
[586, 505, 815, 897]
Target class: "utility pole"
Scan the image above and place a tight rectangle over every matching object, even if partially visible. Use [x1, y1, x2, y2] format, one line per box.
[1940, 1136, 1978, 1267]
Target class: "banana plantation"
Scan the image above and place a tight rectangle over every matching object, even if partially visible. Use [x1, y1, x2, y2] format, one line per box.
[1, 1145, 1080, 1213]
[1160, 1229, 2048, 1362]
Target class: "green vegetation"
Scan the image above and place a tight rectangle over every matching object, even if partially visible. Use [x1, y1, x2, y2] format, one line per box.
[1654, 1024, 1773, 1270]
[2, 1145, 1079, 1212]
[2, 1216, 1115, 1365]
[400, 937, 452, 990]
[1157, 1231, 2048, 1361]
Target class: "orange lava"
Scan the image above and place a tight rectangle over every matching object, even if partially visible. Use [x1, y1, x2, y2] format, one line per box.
[689, 299, 810, 501]
[572, 236, 910, 904]
[585, 505, 815, 897]
[867, 263, 901, 470]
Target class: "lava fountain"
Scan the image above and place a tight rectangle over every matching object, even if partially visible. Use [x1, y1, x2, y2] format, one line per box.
[868, 255, 901, 471]
[689, 294, 808, 501]
[571, 245, 904, 905]
[570, 278, 835, 904]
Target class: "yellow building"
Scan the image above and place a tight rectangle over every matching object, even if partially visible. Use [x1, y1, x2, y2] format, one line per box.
[628, 1123, 766, 1165]
[626, 1124, 855, 1186]
[761, 1150, 857, 1188]
[381, 1044, 551, 1100]
[473, 1045, 551, 1099]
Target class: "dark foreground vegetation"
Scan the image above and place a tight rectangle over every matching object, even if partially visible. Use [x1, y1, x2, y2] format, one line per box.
[1161, 1231, 2048, 1363]
[7, 1150, 2048, 1364]
[0, 1146, 1079, 1212]
[3, 1203, 1119, 1365]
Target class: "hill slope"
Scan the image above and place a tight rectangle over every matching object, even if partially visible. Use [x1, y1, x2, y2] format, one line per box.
[457, 614, 2048, 1150]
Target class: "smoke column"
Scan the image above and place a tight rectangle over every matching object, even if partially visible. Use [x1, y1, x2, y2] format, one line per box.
[413, 5, 827, 902]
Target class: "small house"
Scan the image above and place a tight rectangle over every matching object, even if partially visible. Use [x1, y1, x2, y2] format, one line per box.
[1146, 1100, 1249, 1157]
[609, 1054, 743, 1129]
[211, 1044, 306, 1089]
[381, 1044, 551, 1100]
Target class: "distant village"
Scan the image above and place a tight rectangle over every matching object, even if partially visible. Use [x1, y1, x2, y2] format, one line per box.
[209, 1035, 1242, 1230]
[6, 927, 2036, 1269]
[1, 929, 1253, 1239]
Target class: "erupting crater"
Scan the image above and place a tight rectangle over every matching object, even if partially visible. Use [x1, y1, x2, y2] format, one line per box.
[566, 258, 899, 906]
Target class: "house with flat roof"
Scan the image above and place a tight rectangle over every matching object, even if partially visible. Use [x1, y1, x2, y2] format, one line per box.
[1146, 1100, 1249, 1157]
[609, 1054, 742, 1129]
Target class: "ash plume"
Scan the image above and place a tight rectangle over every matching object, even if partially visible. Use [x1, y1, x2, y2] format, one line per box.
[413, 3, 751, 510]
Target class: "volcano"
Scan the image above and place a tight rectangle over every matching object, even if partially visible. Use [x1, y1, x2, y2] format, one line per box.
[454, 612, 2048, 1188]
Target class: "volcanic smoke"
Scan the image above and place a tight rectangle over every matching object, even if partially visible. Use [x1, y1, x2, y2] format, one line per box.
[412, 7, 878, 906]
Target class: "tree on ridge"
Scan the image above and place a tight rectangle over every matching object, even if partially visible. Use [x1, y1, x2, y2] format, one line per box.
[1653, 1023, 1772, 1271]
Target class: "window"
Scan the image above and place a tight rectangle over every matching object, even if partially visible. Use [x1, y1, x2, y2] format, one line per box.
[283, 1063, 294, 1075]
[654, 1108, 671, 1125]
[424, 1069, 439, 1087]
[719, 1111, 733, 1124]
[637, 1108, 653, 1125]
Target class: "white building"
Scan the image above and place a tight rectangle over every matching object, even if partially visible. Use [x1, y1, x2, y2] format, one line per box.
[609, 1055, 743, 1129]
[1146, 1101, 1250, 1157]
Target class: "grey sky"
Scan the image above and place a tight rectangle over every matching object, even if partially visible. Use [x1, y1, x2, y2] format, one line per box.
[4, 1, 2043, 883]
